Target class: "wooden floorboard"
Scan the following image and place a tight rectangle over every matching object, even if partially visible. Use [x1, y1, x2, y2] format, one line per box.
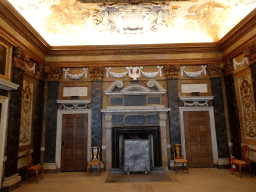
[13, 168, 256, 192]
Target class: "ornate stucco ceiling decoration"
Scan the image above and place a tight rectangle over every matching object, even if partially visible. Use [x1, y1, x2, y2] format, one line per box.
[7, 0, 256, 46]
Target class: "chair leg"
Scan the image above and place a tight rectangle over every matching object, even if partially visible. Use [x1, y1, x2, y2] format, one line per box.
[186, 162, 189, 174]
[98, 164, 100, 176]
[35, 171, 39, 183]
[248, 164, 253, 177]
[239, 166, 242, 178]
[174, 163, 177, 175]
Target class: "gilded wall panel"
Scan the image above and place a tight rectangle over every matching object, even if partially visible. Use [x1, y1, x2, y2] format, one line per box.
[19, 75, 36, 151]
[234, 68, 256, 146]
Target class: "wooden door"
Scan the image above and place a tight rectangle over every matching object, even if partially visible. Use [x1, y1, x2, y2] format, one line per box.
[184, 111, 214, 168]
[61, 114, 88, 171]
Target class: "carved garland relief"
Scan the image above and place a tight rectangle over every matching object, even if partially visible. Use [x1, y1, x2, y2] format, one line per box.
[19, 80, 34, 147]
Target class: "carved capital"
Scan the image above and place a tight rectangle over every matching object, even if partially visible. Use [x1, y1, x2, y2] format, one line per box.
[164, 64, 179, 79]
[89, 66, 105, 80]
[36, 63, 46, 80]
[207, 63, 223, 78]
[223, 59, 234, 76]
[45, 66, 62, 81]
[13, 47, 30, 70]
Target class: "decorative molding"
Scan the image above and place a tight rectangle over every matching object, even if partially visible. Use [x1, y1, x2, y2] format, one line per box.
[164, 64, 179, 79]
[2, 174, 21, 187]
[46, 58, 222, 68]
[0, 77, 19, 91]
[47, 43, 221, 56]
[88, 66, 105, 80]
[105, 79, 166, 96]
[101, 105, 170, 114]
[106, 66, 163, 80]
[63, 68, 88, 80]
[180, 65, 207, 78]
[218, 158, 230, 165]
[223, 59, 234, 76]
[179, 96, 214, 107]
[207, 63, 223, 78]
[219, 8, 256, 52]
[45, 66, 62, 81]
[0, 1, 49, 55]
[13, 47, 28, 70]
[18, 149, 33, 157]
[57, 100, 91, 110]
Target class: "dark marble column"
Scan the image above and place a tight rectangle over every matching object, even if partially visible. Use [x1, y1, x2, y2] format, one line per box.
[44, 81, 59, 163]
[224, 75, 241, 159]
[210, 77, 229, 159]
[4, 67, 24, 177]
[91, 81, 103, 150]
[167, 79, 180, 159]
[32, 79, 45, 165]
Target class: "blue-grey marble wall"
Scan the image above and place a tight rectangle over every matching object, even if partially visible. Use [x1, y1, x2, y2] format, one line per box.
[224, 75, 241, 159]
[91, 81, 102, 149]
[167, 79, 180, 159]
[32, 79, 45, 165]
[210, 78, 229, 158]
[44, 81, 59, 163]
[4, 67, 23, 177]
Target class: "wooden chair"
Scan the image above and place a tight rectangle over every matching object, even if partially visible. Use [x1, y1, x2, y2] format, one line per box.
[87, 146, 101, 176]
[231, 145, 253, 178]
[26, 151, 43, 183]
[173, 144, 189, 174]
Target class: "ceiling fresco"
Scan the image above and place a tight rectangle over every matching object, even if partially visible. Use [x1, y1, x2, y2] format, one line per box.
[8, 0, 256, 46]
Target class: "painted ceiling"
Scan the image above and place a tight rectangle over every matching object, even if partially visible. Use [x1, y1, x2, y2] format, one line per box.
[8, 0, 256, 46]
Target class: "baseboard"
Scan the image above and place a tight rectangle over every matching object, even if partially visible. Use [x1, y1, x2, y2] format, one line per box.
[1, 174, 21, 192]
[43, 163, 58, 173]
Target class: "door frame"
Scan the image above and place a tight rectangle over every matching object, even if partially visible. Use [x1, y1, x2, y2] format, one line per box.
[56, 109, 91, 170]
[179, 106, 219, 165]
[0, 96, 9, 188]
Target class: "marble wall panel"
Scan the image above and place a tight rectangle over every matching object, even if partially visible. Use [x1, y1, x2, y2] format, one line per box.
[91, 81, 102, 149]
[44, 81, 59, 163]
[224, 74, 242, 159]
[167, 79, 180, 159]
[210, 77, 229, 158]
[5, 67, 23, 177]
[31, 79, 45, 165]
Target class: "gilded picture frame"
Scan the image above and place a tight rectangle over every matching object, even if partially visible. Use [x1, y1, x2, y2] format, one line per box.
[0, 37, 12, 81]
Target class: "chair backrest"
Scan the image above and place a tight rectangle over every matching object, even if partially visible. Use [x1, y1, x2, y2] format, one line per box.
[91, 146, 100, 160]
[26, 151, 33, 168]
[173, 144, 183, 159]
[241, 145, 250, 162]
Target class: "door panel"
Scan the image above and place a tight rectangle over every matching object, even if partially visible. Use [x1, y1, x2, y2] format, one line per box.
[61, 114, 88, 171]
[184, 111, 214, 168]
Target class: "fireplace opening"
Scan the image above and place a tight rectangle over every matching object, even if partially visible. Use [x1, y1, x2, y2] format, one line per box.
[112, 127, 162, 170]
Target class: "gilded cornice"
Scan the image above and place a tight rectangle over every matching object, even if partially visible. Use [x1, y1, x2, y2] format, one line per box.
[207, 63, 223, 78]
[46, 58, 222, 68]
[48, 43, 220, 56]
[0, 0, 49, 55]
[164, 64, 179, 79]
[218, 8, 256, 53]
[45, 66, 62, 81]
[88, 66, 105, 81]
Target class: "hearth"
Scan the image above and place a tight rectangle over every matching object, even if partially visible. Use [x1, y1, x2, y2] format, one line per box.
[112, 127, 162, 170]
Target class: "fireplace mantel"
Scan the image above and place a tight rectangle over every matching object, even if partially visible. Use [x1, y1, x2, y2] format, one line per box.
[101, 105, 171, 113]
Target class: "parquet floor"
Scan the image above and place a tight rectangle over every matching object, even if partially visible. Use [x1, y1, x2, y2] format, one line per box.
[13, 168, 256, 192]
